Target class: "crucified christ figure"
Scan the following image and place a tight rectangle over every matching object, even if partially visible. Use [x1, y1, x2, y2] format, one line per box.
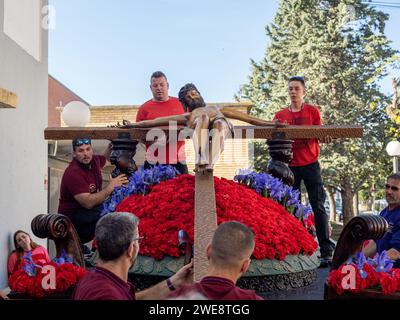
[121, 83, 286, 173]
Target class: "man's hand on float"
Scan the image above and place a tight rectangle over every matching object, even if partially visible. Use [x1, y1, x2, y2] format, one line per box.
[169, 259, 194, 288]
[319, 136, 333, 144]
[0, 291, 9, 300]
[107, 174, 129, 192]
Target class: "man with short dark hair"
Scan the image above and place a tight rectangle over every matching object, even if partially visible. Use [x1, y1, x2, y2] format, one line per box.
[136, 71, 188, 174]
[72, 212, 193, 300]
[274, 76, 335, 267]
[58, 138, 128, 245]
[362, 173, 400, 267]
[168, 221, 263, 300]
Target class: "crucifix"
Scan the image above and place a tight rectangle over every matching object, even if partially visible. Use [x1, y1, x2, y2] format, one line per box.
[45, 122, 362, 281]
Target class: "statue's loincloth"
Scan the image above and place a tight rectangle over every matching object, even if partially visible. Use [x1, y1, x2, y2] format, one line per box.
[208, 115, 235, 138]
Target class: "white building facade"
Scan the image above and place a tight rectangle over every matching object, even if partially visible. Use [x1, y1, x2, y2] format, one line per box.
[0, 0, 48, 288]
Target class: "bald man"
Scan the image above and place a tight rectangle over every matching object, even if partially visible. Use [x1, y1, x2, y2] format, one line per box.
[168, 221, 263, 300]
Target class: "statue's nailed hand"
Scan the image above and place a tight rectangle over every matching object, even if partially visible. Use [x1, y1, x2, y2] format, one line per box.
[107, 120, 131, 128]
[120, 119, 146, 128]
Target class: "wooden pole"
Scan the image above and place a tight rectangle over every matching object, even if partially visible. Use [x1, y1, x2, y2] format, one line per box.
[194, 171, 217, 281]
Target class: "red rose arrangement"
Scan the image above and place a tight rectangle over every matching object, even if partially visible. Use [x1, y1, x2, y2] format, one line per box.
[8, 261, 87, 299]
[327, 251, 400, 295]
[116, 174, 318, 261]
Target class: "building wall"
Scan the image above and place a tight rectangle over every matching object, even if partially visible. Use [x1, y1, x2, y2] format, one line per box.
[0, 0, 48, 288]
[59, 104, 252, 179]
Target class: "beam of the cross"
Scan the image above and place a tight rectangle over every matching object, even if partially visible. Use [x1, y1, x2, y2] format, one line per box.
[194, 171, 217, 282]
[44, 125, 363, 141]
[43, 124, 363, 282]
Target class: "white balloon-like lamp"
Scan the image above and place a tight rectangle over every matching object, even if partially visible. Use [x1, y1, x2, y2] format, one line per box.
[62, 101, 91, 127]
[386, 141, 400, 173]
[386, 141, 400, 157]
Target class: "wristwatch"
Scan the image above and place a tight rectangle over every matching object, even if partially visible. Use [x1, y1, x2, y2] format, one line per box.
[166, 278, 176, 291]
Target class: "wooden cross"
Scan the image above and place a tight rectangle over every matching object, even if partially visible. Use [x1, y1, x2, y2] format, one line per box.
[44, 124, 363, 281]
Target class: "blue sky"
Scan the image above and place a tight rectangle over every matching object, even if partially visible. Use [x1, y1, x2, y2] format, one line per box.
[49, 0, 400, 106]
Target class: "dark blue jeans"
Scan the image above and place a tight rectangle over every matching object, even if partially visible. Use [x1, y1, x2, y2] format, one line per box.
[68, 206, 102, 244]
[290, 161, 336, 258]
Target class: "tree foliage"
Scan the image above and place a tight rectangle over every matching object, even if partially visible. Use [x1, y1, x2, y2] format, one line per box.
[239, 0, 398, 223]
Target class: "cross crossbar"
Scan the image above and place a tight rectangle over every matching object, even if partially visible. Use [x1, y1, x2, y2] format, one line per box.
[44, 125, 363, 141]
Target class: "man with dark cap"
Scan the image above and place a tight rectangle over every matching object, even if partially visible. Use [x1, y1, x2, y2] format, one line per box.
[58, 138, 128, 248]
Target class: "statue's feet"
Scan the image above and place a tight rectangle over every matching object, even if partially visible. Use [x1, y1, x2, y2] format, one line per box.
[206, 164, 214, 172]
[194, 164, 207, 174]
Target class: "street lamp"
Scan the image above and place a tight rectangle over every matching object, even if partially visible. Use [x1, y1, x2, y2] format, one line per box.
[386, 141, 400, 173]
[61, 101, 91, 127]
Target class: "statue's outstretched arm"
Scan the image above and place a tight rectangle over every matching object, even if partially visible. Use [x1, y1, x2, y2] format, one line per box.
[220, 107, 286, 127]
[121, 114, 189, 128]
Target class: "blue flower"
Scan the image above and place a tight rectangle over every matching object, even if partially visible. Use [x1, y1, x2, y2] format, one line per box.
[355, 252, 368, 279]
[234, 168, 314, 223]
[368, 251, 394, 273]
[53, 249, 73, 265]
[22, 251, 42, 277]
[101, 165, 179, 215]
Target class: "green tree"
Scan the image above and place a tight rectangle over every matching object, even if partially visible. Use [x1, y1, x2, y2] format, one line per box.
[239, 0, 398, 224]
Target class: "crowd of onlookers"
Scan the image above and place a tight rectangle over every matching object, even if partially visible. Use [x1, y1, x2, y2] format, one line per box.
[1, 217, 263, 300]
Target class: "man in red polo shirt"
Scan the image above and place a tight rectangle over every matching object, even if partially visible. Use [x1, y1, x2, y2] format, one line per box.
[58, 138, 128, 247]
[73, 212, 193, 300]
[274, 76, 335, 267]
[136, 71, 188, 174]
[168, 221, 263, 300]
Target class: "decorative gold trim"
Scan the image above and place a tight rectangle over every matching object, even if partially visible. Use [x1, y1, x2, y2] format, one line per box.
[0, 88, 18, 108]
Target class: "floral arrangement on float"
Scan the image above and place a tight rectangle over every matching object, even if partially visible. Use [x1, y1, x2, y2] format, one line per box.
[8, 250, 87, 298]
[327, 251, 400, 295]
[102, 166, 318, 261]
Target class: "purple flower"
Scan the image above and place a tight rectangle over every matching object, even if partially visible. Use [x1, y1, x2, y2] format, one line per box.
[22, 251, 41, 277]
[367, 251, 394, 273]
[53, 249, 73, 265]
[102, 165, 179, 215]
[355, 252, 368, 279]
[234, 169, 314, 223]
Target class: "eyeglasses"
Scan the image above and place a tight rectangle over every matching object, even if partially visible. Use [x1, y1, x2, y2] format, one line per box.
[385, 184, 400, 192]
[72, 138, 91, 147]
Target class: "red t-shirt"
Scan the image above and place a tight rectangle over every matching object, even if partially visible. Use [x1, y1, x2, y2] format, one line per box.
[136, 97, 186, 164]
[58, 155, 106, 215]
[7, 246, 50, 276]
[168, 276, 264, 300]
[72, 267, 136, 300]
[274, 104, 322, 167]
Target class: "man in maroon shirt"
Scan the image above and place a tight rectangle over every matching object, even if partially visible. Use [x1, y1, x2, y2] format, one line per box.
[73, 212, 193, 300]
[168, 221, 263, 300]
[274, 76, 335, 267]
[58, 138, 128, 246]
[136, 71, 188, 174]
